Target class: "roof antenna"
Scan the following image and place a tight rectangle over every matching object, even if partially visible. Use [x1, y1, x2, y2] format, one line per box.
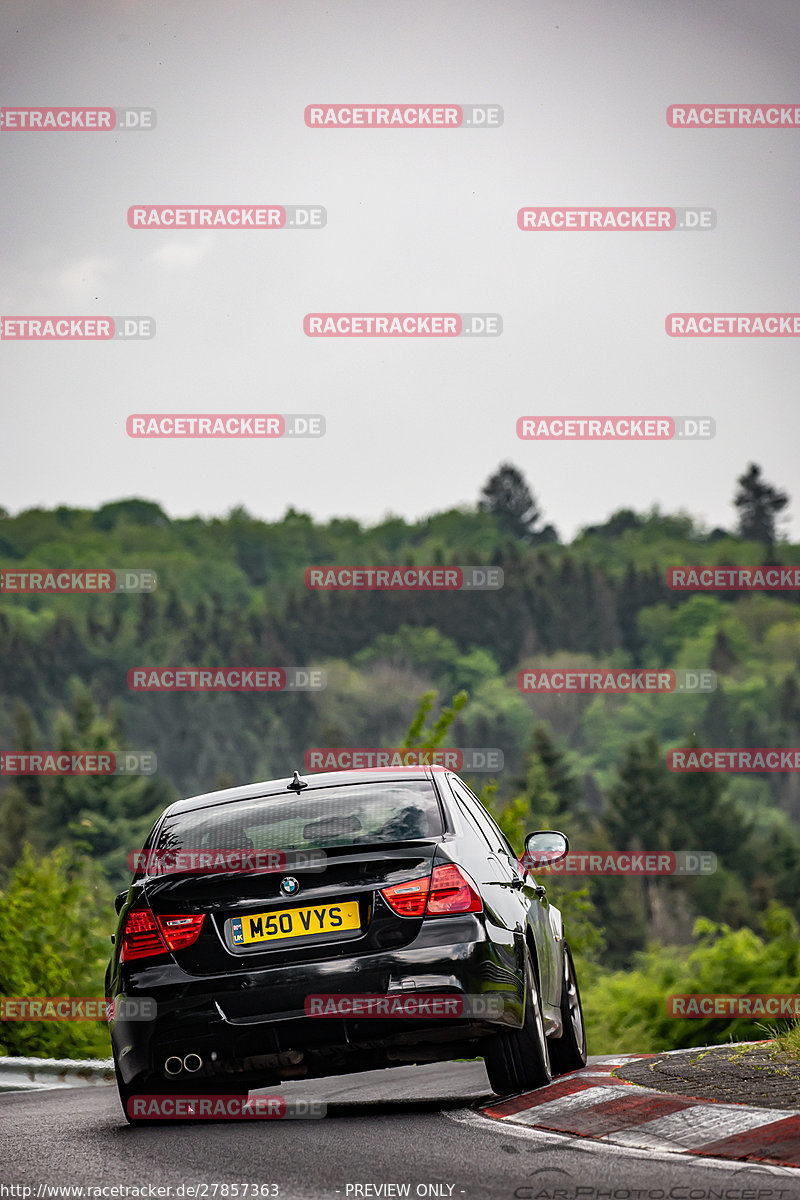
[287, 770, 308, 793]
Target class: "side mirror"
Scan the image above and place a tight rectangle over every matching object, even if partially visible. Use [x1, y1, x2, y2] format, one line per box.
[523, 830, 569, 871]
[114, 890, 129, 916]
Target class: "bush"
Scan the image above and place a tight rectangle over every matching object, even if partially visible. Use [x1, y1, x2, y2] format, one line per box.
[0, 846, 114, 1058]
[582, 902, 800, 1054]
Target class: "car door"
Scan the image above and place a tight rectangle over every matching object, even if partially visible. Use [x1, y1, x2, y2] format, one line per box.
[448, 776, 559, 1008]
[447, 776, 522, 923]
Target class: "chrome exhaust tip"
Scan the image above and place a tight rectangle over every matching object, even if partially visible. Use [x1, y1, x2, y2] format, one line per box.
[183, 1052, 203, 1073]
[164, 1055, 183, 1076]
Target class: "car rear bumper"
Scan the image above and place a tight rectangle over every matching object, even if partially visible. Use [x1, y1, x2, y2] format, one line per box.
[111, 914, 525, 1085]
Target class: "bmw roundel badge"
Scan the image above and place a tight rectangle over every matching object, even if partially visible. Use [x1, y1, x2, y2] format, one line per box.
[280, 876, 300, 897]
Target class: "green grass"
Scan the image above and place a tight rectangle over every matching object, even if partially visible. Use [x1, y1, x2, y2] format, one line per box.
[773, 1021, 800, 1061]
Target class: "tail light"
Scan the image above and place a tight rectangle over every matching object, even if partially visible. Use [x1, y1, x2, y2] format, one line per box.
[380, 864, 481, 917]
[120, 908, 205, 961]
[120, 908, 167, 961]
[426, 864, 482, 914]
[380, 876, 430, 916]
[158, 914, 206, 951]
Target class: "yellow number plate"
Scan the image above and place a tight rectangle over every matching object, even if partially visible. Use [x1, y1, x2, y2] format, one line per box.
[232, 900, 360, 946]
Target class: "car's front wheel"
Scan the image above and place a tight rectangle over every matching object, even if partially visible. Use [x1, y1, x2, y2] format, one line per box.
[483, 951, 552, 1096]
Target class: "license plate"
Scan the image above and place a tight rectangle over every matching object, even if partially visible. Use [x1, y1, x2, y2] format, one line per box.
[231, 900, 361, 946]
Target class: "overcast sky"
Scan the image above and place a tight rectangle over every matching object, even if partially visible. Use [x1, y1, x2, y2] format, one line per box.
[1, 0, 799, 540]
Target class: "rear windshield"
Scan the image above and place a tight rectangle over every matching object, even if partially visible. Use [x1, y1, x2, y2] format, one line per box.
[155, 780, 444, 853]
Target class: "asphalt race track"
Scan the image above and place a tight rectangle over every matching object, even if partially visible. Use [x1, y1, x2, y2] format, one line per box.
[1, 1061, 796, 1199]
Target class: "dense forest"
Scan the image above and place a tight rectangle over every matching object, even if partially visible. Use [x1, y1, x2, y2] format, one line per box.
[2, 461, 799, 1057]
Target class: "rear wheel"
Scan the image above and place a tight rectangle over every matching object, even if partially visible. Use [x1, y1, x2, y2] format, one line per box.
[549, 942, 587, 1075]
[483, 951, 552, 1097]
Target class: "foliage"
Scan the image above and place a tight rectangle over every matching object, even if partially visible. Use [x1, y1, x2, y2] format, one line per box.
[582, 903, 800, 1054]
[734, 463, 789, 549]
[402, 690, 468, 750]
[0, 683, 176, 889]
[774, 1020, 800, 1060]
[0, 847, 113, 1058]
[479, 462, 558, 545]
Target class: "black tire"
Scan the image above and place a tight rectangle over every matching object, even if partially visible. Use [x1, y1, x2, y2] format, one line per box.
[548, 942, 587, 1075]
[483, 951, 552, 1096]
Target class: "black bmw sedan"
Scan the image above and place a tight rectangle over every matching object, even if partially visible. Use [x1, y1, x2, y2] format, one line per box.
[106, 765, 586, 1120]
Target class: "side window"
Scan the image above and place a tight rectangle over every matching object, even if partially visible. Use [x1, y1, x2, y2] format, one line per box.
[448, 778, 493, 848]
[489, 819, 518, 861]
[453, 778, 520, 859]
[450, 777, 507, 853]
[133, 818, 162, 879]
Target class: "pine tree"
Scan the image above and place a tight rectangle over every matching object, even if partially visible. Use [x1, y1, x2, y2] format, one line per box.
[709, 628, 738, 675]
[605, 734, 672, 851]
[479, 463, 558, 545]
[734, 463, 789, 551]
[529, 725, 582, 813]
